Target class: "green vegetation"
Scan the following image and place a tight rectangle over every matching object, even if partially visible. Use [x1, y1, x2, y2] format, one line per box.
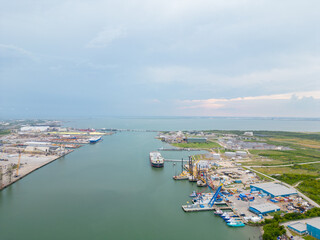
[252, 167, 318, 177]
[303, 235, 318, 240]
[268, 210, 286, 216]
[273, 173, 318, 185]
[298, 179, 320, 205]
[249, 148, 320, 164]
[0, 130, 10, 135]
[256, 208, 320, 239]
[263, 221, 286, 240]
[172, 140, 222, 149]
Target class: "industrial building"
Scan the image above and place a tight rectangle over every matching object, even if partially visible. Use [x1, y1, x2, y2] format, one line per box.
[236, 151, 247, 157]
[249, 203, 280, 215]
[225, 152, 236, 158]
[250, 182, 297, 197]
[185, 138, 207, 143]
[287, 222, 307, 235]
[306, 218, 320, 239]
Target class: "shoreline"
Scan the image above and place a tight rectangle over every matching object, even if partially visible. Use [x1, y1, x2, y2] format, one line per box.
[0, 151, 73, 191]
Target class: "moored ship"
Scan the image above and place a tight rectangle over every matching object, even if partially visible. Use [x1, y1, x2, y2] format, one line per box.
[89, 136, 102, 143]
[149, 151, 164, 168]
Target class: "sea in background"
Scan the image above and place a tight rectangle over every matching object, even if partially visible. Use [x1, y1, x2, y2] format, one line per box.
[0, 117, 319, 240]
[63, 116, 320, 132]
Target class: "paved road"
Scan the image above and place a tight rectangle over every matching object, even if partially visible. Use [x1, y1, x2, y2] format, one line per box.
[247, 160, 320, 168]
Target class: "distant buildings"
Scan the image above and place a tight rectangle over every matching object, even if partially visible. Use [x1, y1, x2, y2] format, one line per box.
[244, 132, 254, 136]
[185, 137, 207, 143]
[20, 126, 50, 132]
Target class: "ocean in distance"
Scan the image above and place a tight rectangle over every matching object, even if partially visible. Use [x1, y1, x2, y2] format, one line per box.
[0, 117, 319, 240]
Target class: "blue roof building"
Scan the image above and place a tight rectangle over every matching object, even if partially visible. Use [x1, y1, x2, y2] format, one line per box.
[249, 203, 280, 215]
[250, 182, 297, 198]
[306, 218, 320, 240]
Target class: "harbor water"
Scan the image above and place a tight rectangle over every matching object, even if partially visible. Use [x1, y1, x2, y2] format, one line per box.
[1, 117, 319, 239]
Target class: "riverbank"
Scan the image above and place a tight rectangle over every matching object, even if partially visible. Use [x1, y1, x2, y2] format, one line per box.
[0, 151, 72, 190]
[0, 120, 111, 190]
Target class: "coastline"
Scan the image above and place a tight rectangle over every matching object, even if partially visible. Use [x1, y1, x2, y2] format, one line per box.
[0, 150, 73, 191]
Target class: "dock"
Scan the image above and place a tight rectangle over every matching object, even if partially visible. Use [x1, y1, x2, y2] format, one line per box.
[182, 202, 232, 212]
[158, 148, 201, 151]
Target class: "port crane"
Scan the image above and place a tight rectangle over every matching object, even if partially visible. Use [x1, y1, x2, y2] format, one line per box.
[208, 180, 225, 207]
[15, 150, 22, 177]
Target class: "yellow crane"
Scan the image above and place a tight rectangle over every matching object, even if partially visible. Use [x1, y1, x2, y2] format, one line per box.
[15, 151, 22, 177]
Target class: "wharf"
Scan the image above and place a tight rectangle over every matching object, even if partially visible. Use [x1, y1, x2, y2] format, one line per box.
[158, 148, 201, 151]
[182, 202, 232, 212]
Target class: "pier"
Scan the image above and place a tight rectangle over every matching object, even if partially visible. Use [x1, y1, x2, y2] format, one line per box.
[158, 148, 201, 151]
[164, 159, 188, 162]
[182, 202, 232, 212]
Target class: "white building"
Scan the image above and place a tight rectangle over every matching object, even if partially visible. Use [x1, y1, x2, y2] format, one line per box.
[244, 132, 254, 136]
[20, 126, 50, 132]
[225, 152, 236, 158]
[236, 151, 247, 157]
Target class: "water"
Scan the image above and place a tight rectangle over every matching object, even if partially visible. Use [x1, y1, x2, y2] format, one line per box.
[2, 116, 318, 240]
[64, 116, 320, 132]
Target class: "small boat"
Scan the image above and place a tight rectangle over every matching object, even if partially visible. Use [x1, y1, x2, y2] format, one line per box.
[197, 180, 207, 187]
[189, 191, 197, 197]
[214, 209, 223, 215]
[227, 219, 245, 227]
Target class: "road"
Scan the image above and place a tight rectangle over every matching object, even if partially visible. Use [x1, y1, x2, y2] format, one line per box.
[247, 160, 320, 168]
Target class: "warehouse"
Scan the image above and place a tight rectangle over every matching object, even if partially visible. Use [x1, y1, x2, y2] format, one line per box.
[306, 218, 320, 239]
[287, 222, 307, 235]
[249, 203, 280, 215]
[250, 182, 297, 197]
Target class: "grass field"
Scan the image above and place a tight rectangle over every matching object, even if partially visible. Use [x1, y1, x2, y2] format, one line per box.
[172, 140, 222, 149]
[0, 130, 10, 135]
[273, 174, 318, 185]
[252, 167, 319, 177]
[298, 179, 320, 205]
[249, 148, 320, 164]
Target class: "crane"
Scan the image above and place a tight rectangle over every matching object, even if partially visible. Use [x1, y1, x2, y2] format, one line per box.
[15, 151, 22, 177]
[208, 179, 225, 207]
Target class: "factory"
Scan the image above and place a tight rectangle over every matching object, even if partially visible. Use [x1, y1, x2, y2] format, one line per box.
[249, 203, 280, 215]
[250, 182, 298, 198]
[287, 222, 307, 235]
[307, 218, 320, 239]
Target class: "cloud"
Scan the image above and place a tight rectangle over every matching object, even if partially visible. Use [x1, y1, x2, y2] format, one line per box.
[177, 91, 320, 117]
[143, 55, 320, 98]
[86, 26, 127, 48]
[0, 44, 37, 60]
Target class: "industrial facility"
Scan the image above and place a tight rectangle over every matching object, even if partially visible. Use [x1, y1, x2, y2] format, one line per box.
[250, 182, 298, 198]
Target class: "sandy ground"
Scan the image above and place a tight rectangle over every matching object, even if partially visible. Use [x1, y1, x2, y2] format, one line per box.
[0, 152, 68, 189]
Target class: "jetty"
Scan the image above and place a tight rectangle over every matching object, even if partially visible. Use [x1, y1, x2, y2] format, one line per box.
[182, 202, 232, 212]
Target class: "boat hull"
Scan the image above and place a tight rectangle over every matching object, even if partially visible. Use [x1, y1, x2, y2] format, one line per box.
[150, 162, 164, 168]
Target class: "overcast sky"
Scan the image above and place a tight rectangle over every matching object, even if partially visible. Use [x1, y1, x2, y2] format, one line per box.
[0, 0, 319, 118]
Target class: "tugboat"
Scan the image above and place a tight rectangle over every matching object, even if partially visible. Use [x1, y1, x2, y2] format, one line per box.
[197, 179, 207, 187]
[149, 151, 164, 168]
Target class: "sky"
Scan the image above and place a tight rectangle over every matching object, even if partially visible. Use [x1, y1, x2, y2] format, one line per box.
[0, 0, 319, 118]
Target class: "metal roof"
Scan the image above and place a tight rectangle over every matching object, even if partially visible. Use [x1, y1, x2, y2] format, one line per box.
[288, 222, 307, 232]
[250, 182, 297, 197]
[307, 217, 320, 229]
[249, 203, 280, 213]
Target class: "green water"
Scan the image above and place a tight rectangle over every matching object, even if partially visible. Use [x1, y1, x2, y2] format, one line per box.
[0, 131, 261, 240]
